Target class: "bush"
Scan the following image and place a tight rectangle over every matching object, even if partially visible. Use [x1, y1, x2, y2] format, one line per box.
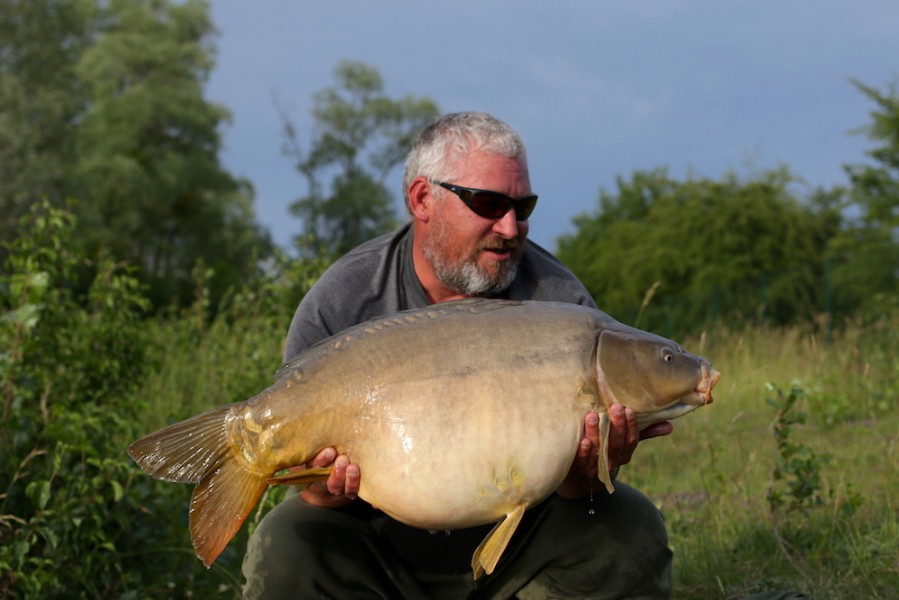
[1, 203, 330, 597]
[1, 202, 155, 595]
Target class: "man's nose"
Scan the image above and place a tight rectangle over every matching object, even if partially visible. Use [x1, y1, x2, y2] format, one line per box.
[492, 208, 520, 238]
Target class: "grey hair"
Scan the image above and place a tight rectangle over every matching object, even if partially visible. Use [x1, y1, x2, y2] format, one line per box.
[401, 112, 528, 211]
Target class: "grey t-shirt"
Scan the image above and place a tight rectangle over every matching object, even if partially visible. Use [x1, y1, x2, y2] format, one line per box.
[284, 223, 595, 361]
[282, 223, 596, 573]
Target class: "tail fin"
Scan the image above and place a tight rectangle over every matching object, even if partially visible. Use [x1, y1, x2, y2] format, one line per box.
[127, 404, 268, 567]
[189, 455, 267, 567]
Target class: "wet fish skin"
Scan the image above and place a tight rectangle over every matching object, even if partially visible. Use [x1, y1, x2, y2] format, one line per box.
[127, 298, 720, 577]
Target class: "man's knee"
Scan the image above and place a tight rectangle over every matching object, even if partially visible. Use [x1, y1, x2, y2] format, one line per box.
[517, 483, 672, 599]
[243, 498, 417, 599]
[242, 497, 315, 598]
[243, 497, 370, 598]
[601, 481, 669, 546]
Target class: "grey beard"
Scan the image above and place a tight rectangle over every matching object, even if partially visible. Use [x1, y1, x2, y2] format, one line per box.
[424, 246, 519, 297]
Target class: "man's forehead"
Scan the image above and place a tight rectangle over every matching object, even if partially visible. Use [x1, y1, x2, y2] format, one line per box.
[454, 151, 528, 175]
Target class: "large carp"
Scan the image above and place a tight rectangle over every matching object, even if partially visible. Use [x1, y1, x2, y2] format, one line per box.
[128, 299, 720, 578]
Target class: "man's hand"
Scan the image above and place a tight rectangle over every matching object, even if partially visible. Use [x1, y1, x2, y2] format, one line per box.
[606, 404, 675, 470]
[556, 404, 673, 499]
[299, 447, 361, 508]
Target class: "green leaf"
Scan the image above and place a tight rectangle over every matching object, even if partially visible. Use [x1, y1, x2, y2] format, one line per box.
[110, 480, 124, 503]
[25, 480, 52, 511]
[2, 303, 44, 329]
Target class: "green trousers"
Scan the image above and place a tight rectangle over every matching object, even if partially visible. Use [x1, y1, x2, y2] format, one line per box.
[242, 482, 674, 599]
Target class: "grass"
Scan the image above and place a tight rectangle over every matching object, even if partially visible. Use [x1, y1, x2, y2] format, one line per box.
[624, 320, 899, 599]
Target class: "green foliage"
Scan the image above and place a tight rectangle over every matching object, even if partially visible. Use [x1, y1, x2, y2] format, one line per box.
[72, 0, 272, 307]
[0, 0, 272, 309]
[827, 78, 899, 318]
[283, 60, 439, 257]
[1, 203, 155, 595]
[137, 247, 329, 429]
[0, 0, 95, 247]
[626, 315, 898, 598]
[765, 382, 834, 516]
[804, 299, 898, 429]
[557, 78, 899, 337]
[557, 167, 829, 337]
[125, 248, 331, 590]
[2, 205, 897, 597]
[0, 202, 324, 597]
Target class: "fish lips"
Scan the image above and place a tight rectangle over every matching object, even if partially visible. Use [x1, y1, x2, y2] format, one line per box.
[676, 362, 721, 409]
[698, 363, 721, 404]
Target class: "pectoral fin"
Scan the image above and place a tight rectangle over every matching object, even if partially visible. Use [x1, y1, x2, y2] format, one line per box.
[471, 502, 527, 579]
[597, 412, 615, 493]
[266, 466, 333, 486]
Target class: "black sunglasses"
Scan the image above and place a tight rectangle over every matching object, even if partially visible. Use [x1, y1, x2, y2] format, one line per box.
[431, 181, 538, 221]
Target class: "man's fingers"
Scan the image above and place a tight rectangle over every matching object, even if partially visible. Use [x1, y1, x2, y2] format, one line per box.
[326, 455, 349, 496]
[608, 403, 625, 453]
[577, 436, 592, 459]
[624, 407, 639, 452]
[580, 438, 598, 478]
[300, 452, 359, 508]
[606, 404, 640, 472]
[640, 421, 674, 440]
[309, 447, 337, 469]
[344, 464, 361, 499]
[584, 411, 599, 445]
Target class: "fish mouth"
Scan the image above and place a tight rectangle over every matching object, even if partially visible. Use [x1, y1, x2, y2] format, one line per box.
[638, 365, 721, 429]
[636, 401, 703, 430]
[694, 364, 721, 405]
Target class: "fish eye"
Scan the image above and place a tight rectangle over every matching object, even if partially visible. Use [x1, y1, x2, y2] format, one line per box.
[661, 348, 675, 363]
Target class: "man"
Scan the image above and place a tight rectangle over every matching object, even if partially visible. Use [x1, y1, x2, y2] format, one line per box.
[242, 112, 674, 599]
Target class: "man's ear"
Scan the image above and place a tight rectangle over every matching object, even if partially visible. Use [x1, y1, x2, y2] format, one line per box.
[407, 177, 432, 222]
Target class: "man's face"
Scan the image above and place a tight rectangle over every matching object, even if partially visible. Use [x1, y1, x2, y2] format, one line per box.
[422, 150, 532, 296]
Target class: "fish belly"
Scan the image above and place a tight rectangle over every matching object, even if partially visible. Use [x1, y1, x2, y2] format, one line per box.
[350, 375, 586, 530]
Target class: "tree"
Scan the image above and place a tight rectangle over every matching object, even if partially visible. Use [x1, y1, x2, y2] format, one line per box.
[557, 168, 832, 336]
[282, 60, 439, 257]
[71, 0, 270, 306]
[0, 0, 271, 308]
[559, 78, 899, 333]
[828, 78, 899, 317]
[0, 0, 95, 248]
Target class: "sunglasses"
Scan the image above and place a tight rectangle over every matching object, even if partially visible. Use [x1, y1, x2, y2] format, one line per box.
[431, 181, 538, 221]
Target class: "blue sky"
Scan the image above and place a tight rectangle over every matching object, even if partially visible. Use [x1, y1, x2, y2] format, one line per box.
[206, 0, 898, 252]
